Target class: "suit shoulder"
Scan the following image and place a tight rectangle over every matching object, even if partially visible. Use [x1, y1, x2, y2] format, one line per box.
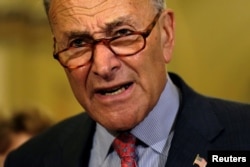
[34, 112, 93, 142]
[207, 97, 250, 115]
[206, 97, 250, 132]
[4, 112, 95, 166]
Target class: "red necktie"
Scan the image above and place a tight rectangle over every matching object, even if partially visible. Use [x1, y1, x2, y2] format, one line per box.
[113, 133, 137, 167]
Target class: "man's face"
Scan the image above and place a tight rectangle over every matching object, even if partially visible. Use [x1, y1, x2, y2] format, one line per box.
[49, 0, 175, 131]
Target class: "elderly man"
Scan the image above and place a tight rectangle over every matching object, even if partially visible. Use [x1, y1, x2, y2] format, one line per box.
[4, 0, 250, 167]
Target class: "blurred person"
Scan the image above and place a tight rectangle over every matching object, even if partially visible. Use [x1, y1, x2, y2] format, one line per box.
[0, 107, 54, 167]
[4, 0, 250, 167]
[0, 116, 12, 167]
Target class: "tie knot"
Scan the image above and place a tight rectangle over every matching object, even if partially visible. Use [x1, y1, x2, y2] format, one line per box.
[113, 132, 136, 159]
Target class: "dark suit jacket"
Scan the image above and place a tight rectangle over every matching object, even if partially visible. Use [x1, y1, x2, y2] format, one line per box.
[4, 73, 250, 167]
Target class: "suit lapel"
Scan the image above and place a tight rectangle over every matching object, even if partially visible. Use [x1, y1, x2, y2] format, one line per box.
[61, 113, 96, 167]
[165, 73, 224, 167]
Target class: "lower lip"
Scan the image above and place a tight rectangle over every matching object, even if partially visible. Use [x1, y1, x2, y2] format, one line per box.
[94, 83, 134, 104]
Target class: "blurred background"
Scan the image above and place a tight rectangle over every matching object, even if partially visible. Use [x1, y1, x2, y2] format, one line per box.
[0, 0, 249, 122]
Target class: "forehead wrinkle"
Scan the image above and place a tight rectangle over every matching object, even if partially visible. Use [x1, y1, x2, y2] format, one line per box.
[57, 14, 138, 43]
[57, 12, 147, 43]
[50, 0, 118, 23]
[77, 0, 107, 9]
[55, 6, 117, 18]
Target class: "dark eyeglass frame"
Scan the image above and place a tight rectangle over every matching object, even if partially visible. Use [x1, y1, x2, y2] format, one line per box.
[53, 11, 162, 69]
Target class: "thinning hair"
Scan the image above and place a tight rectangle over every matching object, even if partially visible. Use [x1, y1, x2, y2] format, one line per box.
[43, 0, 166, 15]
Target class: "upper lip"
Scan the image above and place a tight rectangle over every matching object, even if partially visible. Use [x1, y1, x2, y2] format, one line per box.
[94, 81, 133, 95]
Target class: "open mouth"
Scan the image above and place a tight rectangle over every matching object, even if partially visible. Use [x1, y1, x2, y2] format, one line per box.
[97, 82, 133, 96]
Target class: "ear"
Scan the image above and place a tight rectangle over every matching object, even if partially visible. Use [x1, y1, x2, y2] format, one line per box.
[159, 9, 175, 64]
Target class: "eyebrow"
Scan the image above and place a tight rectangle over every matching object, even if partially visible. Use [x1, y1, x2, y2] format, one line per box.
[104, 15, 137, 35]
[62, 15, 137, 41]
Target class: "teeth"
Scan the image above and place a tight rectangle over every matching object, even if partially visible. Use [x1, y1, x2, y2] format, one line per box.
[104, 87, 126, 96]
[98, 83, 132, 96]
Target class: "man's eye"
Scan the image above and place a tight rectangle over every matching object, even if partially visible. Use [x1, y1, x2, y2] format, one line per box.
[114, 29, 134, 36]
[70, 38, 86, 47]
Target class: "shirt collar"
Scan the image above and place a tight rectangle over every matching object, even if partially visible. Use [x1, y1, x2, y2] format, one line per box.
[93, 124, 115, 162]
[131, 75, 180, 154]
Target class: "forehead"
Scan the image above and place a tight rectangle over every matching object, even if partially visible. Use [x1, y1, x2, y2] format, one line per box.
[49, 0, 152, 16]
[49, 0, 155, 34]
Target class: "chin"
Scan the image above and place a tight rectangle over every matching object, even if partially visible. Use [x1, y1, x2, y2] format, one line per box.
[103, 117, 142, 132]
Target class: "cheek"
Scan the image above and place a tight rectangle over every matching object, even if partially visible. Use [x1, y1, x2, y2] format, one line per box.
[137, 38, 167, 93]
[136, 38, 166, 76]
[64, 68, 89, 99]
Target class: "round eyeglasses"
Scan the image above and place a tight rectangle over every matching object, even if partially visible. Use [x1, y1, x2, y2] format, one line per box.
[53, 12, 162, 69]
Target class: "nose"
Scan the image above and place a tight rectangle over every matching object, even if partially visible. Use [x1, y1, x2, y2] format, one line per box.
[91, 43, 121, 80]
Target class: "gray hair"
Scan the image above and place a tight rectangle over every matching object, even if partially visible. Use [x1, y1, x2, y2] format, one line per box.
[152, 0, 167, 12]
[43, 0, 166, 15]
